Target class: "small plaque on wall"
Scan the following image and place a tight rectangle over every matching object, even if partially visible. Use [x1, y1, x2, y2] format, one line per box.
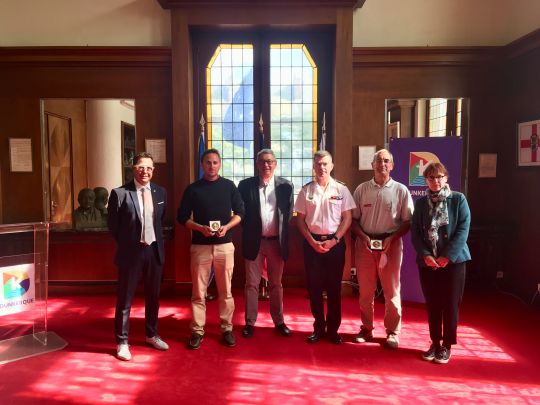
[9, 138, 33, 172]
[358, 146, 376, 170]
[478, 153, 497, 178]
[145, 139, 166, 163]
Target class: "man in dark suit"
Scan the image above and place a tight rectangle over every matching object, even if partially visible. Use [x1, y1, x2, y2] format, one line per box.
[108, 152, 169, 361]
[238, 149, 294, 338]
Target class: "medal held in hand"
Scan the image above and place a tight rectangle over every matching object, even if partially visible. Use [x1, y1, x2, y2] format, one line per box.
[209, 220, 221, 233]
[369, 239, 383, 251]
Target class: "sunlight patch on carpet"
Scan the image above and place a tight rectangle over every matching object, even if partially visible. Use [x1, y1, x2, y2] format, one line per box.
[227, 361, 535, 404]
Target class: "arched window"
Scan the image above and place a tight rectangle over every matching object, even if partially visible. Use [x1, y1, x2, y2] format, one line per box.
[195, 29, 333, 199]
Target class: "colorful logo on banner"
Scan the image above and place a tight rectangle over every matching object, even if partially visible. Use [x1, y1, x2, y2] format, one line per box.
[409, 152, 441, 186]
[3, 270, 31, 299]
[0, 264, 35, 316]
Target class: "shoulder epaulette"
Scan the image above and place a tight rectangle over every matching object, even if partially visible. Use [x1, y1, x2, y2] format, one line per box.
[303, 180, 315, 188]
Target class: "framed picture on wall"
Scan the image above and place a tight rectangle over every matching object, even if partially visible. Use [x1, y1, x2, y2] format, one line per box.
[517, 119, 540, 167]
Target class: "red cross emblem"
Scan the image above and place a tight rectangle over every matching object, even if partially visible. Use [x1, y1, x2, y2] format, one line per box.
[520, 123, 539, 163]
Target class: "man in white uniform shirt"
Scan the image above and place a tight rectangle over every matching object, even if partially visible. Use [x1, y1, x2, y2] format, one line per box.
[295, 150, 356, 344]
[238, 149, 294, 338]
[351, 149, 413, 349]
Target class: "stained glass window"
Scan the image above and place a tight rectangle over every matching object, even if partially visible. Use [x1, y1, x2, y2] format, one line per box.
[270, 44, 317, 198]
[206, 44, 254, 184]
[205, 42, 318, 196]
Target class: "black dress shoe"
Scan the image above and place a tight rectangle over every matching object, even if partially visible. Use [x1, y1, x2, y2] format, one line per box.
[188, 332, 204, 350]
[328, 332, 343, 345]
[222, 331, 236, 347]
[306, 330, 325, 343]
[242, 325, 254, 338]
[274, 323, 292, 337]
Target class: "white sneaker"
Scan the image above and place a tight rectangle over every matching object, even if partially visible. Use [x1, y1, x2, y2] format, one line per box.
[117, 344, 132, 361]
[145, 336, 169, 350]
[386, 333, 399, 349]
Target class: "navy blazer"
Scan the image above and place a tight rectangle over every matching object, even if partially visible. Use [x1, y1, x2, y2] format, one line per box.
[411, 191, 471, 266]
[108, 181, 167, 266]
[238, 176, 294, 261]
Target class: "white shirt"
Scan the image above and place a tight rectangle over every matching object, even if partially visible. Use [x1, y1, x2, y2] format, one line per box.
[294, 177, 356, 234]
[259, 176, 278, 237]
[352, 178, 413, 235]
[134, 179, 155, 243]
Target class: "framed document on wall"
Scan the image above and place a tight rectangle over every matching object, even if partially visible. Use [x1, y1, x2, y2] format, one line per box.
[9, 138, 33, 172]
[145, 139, 166, 163]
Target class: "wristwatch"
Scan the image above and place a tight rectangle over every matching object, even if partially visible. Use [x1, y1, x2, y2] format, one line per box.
[333, 234, 340, 244]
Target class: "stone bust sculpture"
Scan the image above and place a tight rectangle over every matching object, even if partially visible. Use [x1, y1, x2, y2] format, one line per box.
[94, 187, 109, 215]
[93, 186, 109, 227]
[73, 188, 103, 230]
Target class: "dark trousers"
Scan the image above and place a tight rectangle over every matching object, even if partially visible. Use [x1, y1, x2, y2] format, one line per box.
[115, 243, 163, 344]
[303, 239, 346, 334]
[419, 262, 466, 347]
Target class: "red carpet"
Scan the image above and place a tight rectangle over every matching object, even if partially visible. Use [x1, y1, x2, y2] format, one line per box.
[1, 287, 539, 404]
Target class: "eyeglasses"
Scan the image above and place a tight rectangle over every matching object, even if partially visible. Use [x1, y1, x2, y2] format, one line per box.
[134, 165, 154, 172]
[427, 175, 446, 181]
[259, 159, 276, 165]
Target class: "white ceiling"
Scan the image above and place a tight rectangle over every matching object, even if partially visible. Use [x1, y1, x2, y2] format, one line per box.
[354, 0, 540, 47]
[0, 0, 538, 47]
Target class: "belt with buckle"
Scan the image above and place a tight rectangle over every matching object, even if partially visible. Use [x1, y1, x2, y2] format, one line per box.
[366, 233, 391, 240]
[310, 233, 335, 242]
[261, 235, 279, 240]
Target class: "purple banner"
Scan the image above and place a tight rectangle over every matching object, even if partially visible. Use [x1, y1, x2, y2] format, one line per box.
[389, 137, 463, 303]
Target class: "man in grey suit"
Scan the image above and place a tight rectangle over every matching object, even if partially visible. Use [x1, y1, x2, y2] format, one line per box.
[238, 149, 294, 338]
[108, 152, 169, 361]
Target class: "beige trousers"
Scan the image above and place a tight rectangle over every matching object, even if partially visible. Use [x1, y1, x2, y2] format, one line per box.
[356, 237, 403, 335]
[190, 242, 235, 334]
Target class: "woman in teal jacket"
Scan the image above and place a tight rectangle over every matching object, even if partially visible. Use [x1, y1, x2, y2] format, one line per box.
[411, 162, 471, 364]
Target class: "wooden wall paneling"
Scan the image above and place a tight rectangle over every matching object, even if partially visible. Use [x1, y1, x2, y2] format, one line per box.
[497, 37, 540, 305]
[0, 97, 44, 224]
[333, 7, 355, 282]
[170, 10, 196, 286]
[0, 47, 174, 282]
